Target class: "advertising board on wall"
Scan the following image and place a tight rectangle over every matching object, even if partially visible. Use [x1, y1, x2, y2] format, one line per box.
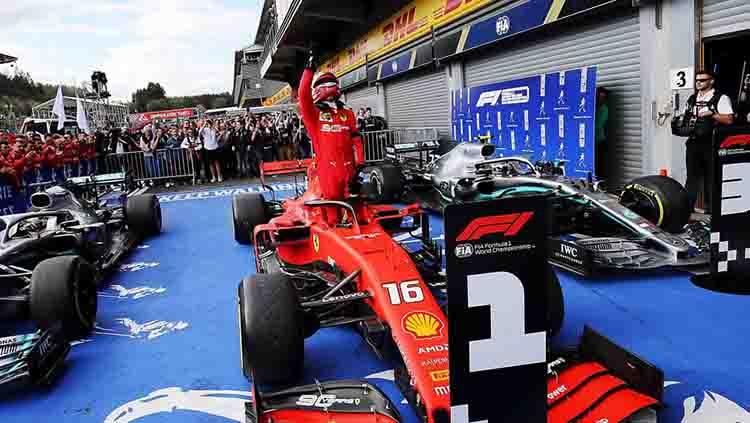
[320, 0, 495, 77]
[451, 67, 598, 178]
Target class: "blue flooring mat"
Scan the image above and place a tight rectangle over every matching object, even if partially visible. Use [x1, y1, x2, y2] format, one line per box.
[1, 182, 747, 422]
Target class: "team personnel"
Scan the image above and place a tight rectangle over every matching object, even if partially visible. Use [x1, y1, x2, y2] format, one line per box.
[298, 52, 364, 201]
[683, 70, 734, 213]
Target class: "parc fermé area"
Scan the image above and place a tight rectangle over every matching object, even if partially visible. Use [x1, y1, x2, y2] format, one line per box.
[0, 180, 748, 423]
[3, 0, 750, 422]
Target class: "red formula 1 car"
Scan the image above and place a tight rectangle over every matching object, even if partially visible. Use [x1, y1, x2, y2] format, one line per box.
[231, 166, 664, 422]
[231, 156, 611, 421]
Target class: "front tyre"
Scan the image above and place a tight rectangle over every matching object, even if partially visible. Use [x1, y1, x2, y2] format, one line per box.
[238, 273, 304, 385]
[126, 194, 162, 237]
[232, 193, 268, 245]
[620, 175, 690, 233]
[30, 256, 98, 340]
[369, 165, 403, 203]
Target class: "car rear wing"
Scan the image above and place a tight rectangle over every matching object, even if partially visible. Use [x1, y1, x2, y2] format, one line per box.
[260, 159, 311, 181]
[259, 159, 311, 198]
[385, 140, 440, 160]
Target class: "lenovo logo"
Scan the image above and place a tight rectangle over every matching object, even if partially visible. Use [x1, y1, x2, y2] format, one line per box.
[456, 212, 533, 241]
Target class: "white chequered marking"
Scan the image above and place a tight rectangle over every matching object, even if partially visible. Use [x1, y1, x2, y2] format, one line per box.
[720, 241, 729, 252]
[719, 261, 728, 272]
[746, 248, 750, 259]
[711, 232, 721, 243]
[728, 250, 738, 261]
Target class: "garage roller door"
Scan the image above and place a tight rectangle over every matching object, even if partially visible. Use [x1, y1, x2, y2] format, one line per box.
[344, 84, 381, 116]
[464, 11, 641, 185]
[703, 0, 750, 38]
[385, 70, 452, 138]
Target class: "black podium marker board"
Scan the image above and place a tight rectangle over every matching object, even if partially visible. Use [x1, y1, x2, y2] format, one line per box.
[445, 196, 548, 422]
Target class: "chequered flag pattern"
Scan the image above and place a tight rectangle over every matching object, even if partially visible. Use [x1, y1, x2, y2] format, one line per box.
[710, 232, 745, 273]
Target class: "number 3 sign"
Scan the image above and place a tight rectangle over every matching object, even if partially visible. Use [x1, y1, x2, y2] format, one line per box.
[444, 196, 549, 423]
[670, 67, 695, 90]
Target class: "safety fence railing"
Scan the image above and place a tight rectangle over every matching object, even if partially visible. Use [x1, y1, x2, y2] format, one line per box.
[104, 148, 196, 184]
[362, 128, 440, 163]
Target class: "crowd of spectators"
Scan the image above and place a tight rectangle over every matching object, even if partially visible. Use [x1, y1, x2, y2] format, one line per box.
[120, 111, 313, 185]
[0, 130, 98, 189]
[0, 106, 388, 190]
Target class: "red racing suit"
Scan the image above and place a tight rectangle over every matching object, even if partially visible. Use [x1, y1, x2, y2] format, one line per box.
[298, 68, 365, 200]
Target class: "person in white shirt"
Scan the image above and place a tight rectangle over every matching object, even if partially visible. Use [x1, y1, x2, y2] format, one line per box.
[199, 119, 222, 183]
[683, 70, 734, 213]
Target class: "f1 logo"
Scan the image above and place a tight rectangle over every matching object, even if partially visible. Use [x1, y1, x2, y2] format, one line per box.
[456, 212, 533, 241]
[721, 163, 750, 216]
[561, 244, 578, 257]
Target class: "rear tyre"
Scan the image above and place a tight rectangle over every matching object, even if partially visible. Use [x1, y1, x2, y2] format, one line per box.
[232, 193, 268, 245]
[546, 267, 564, 338]
[126, 194, 162, 237]
[30, 256, 98, 340]
[369, 165, 403, 203]
[238, 273, 304, 385]
[619, 175, 690, 233]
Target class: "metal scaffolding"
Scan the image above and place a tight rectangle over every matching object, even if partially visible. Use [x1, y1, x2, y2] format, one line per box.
[31, 96, 129, 131]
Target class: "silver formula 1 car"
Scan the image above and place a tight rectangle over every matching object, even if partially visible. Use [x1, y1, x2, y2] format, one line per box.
[366, 141, 709, 276]
[0, 172, 162, 390]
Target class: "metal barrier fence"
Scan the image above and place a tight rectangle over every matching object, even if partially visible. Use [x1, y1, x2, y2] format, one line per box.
[104, 148, 196, 184]
[362, 128, 439, 162]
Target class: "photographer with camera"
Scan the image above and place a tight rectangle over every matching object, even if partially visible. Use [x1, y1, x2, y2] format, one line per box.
[672, 70, 734, 213]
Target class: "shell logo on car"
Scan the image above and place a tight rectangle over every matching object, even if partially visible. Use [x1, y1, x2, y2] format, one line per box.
[403, 311, 443, 339]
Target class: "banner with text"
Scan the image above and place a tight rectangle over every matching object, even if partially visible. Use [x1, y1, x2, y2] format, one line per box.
[451, 67, 598, 178]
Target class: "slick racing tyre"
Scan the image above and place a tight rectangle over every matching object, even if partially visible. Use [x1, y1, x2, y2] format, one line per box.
[30, 256, 98, 340]
[126, 194, 163, 237]
[238, 273, 304, 385]
[232, 193, 268, 245]
[546, 266, 564, 338]
[369, 164, 403, 203]
[620, 175, 690, 233]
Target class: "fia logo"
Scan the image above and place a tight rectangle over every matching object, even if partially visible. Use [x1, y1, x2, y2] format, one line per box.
[496, 16, 510, 36]
[455, 244, 474, 258]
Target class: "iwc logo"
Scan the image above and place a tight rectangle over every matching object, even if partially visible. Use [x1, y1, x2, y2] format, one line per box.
[455, 243, 474, 258]
[496, 16, 510, 36]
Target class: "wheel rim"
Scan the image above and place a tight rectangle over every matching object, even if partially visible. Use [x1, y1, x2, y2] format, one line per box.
[371, 173, 382, 196]
[621, 190, 659, 225]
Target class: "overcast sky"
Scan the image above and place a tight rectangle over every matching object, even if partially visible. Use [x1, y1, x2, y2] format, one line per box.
[1, 0, 262, 101]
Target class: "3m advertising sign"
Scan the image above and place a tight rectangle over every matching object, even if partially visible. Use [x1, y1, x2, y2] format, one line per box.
[452, 67, 598, 178]
[320, 0, 495, 77]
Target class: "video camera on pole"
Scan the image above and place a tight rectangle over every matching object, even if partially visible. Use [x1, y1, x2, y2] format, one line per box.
[90, 71, 110, 99]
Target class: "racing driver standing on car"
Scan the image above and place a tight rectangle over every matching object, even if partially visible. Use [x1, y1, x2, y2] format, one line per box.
[298, 52, 365, 201]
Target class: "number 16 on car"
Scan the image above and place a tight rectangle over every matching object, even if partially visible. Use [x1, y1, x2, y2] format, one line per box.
[444, 197, 550, 423]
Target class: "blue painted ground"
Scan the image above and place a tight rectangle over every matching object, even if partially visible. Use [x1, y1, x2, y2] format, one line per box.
[0, 182, 748, 422]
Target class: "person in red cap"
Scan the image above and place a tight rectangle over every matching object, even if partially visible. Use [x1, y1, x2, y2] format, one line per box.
[298, 52, 365, 201]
